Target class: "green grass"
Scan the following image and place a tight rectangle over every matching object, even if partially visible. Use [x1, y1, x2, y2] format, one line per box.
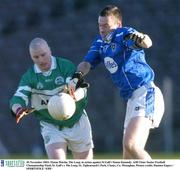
[1, 152, 180, 159]
[94, 152, 180, 159]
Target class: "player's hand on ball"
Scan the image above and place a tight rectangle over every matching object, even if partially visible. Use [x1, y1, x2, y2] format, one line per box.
[16, 107, 35, 124]
[68, 72, 89, 98]
[70, 71, 88, 89]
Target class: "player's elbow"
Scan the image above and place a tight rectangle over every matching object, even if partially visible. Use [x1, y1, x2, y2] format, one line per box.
[142, 34, 152, 48]
[77, 61, 91, 75]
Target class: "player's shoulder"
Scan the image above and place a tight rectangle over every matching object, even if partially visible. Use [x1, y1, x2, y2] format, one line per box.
[55, 56, 74, 66]
[122, 26, 137, 34]
[55, 56, 76, 71]
[113, 27, 137, 41]
[19, 65, 35, 84]
[92, 35, 103, 44]
[23, 65, 35, 77]
[115, 27, 136, 35]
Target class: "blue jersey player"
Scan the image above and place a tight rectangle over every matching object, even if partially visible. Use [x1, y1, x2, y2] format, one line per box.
[68, 5, 164, 159]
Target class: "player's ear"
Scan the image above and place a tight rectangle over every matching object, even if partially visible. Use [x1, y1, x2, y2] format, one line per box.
[48, 46, 52, 56]
[118, 21, 122, 27]
[117, 19, 122, 27]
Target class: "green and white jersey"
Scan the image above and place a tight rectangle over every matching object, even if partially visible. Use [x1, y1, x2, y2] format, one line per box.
[10, 56, 88, 128]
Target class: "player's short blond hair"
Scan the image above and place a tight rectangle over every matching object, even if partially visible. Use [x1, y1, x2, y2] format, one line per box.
[99, 5, 122, 22]
[29, 37, 49, 50]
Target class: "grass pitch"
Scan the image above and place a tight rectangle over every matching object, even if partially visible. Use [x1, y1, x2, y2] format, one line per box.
[1, 152, 180, 159]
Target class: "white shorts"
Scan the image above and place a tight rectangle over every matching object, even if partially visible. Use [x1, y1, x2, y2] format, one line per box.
[40, 113, 94, 153]
[124, 82, 165, 129]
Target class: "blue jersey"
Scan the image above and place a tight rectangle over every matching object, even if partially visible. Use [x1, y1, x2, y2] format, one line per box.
[84, 27, 154, 100]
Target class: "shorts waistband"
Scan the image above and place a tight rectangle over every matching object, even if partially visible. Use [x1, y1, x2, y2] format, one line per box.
[131, 82, 155, 99]
[144, 81, 155, 88]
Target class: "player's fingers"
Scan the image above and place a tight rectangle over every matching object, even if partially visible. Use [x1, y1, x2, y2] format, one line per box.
[136, 36, 142, 44]
[16, 112, 25, 124]
[131, 34, 136, 41]
[16, 108, 35, 124]
[80, 82, 90, 88]
[16, 117, 21, 124]
[69, 88, 76, 101]
[26, 108, 35, 114]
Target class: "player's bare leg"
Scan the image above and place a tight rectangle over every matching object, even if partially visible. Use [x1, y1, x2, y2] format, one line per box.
[72, 149, 93, 159]
[45, 142, 67, 159]
[123, 117, 152, 159]
[123, 147, 133, 159]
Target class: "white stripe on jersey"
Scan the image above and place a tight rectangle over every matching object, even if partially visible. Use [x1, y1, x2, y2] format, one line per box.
[97, 39, 103, 43]
[14, 91, 29, 106]
[31, 85, 65, 96]
[116, 32, 123, 37]
[18, 86, 32, 92]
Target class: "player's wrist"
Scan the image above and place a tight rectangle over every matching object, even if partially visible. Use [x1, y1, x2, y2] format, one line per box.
[16, 107, 23, 115]
[72, 71, 84, 80]
[77, 71, 84, 76]
[12, 104, 22, 115]
[74, 88, 86, 101]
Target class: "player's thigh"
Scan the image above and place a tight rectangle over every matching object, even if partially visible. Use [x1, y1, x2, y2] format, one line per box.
[72, 148, 93, 159]
[125, 83, 164, 130]
[46, 142, 67, 159]
[40, 121, 68, 159]
[153, 86, 165, 127]
[66, 114, 94, 154]
[123, 116, 151, 149]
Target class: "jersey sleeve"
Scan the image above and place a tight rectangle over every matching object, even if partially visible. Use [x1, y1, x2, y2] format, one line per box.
[10, 71, 32, 109]
[83, 37, 102, 69]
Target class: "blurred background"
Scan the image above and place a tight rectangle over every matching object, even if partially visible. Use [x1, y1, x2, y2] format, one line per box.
[0, 0, 180, 158]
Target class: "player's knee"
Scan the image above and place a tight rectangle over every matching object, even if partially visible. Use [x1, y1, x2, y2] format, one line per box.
[123, 140, 139, 154]
[73, 149, 93, 159]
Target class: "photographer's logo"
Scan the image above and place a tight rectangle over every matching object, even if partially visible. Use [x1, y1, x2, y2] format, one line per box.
[37, 82, 44, 89]
[55, 76, 64, 85]
[1, 160, 4, 167]
[5, 160, 25, 167]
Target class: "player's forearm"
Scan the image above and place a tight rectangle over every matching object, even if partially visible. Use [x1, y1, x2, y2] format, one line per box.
[74, 88, 87, 101]
[77, 61, 91, 76]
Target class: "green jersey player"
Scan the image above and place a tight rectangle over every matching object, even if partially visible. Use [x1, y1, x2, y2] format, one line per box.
[10, 38, 94, 159]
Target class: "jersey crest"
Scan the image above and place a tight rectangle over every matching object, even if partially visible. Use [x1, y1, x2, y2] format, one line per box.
[55, 76, 64, 85]
[111, 43, 117, 52]
[37, 82, 44, 90]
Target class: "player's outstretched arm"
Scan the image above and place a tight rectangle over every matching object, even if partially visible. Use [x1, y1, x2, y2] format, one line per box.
[68, 61, 91, 97]
[77, 61, 91, 76]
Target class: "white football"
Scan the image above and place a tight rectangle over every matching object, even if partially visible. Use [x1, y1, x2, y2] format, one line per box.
[48, 93, 76, 121]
